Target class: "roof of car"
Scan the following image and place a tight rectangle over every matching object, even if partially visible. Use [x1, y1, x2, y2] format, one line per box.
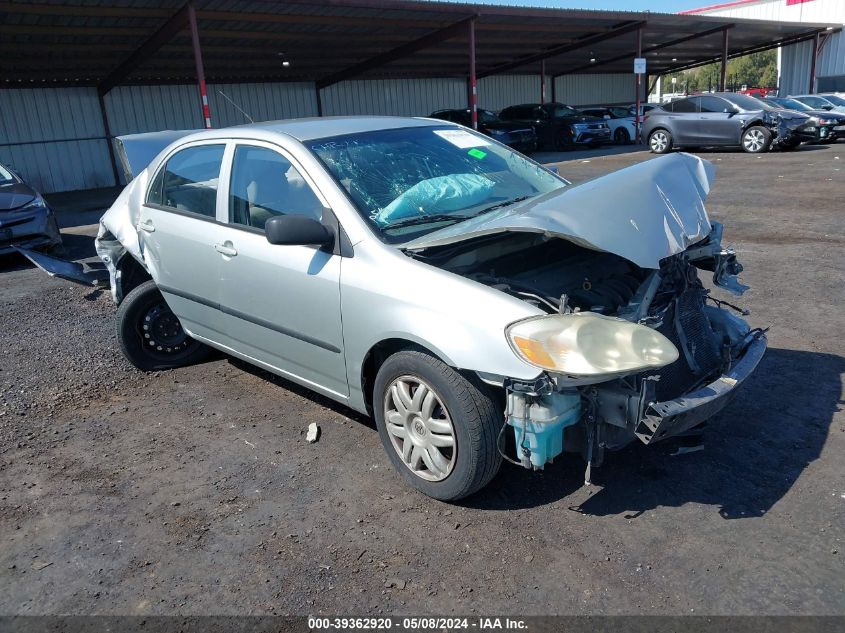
[235, 116, 442, 141]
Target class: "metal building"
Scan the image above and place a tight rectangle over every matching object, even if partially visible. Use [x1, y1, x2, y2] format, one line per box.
[681, 0, 845, 95]
[0, 0, 837, 193]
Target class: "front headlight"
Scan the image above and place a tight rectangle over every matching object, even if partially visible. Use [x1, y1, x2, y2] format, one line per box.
[19, 194, 47, 211]
[506, 312, 679, 378]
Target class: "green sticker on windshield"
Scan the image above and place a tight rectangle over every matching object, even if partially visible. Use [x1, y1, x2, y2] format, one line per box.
[467, 148, 487, 160]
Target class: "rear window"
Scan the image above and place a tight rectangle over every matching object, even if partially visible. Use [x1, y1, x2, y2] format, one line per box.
[500, 105, 539, 120]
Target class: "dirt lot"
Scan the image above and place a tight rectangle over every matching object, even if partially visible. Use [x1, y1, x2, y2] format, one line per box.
[1, 144, 843, 616]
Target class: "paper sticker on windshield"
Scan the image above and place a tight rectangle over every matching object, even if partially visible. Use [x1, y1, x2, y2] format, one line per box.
[434, 129, 491, 148]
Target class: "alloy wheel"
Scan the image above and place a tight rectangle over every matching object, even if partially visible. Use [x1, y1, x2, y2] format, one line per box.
[744, 129, 766, 152]
[650, 131, 668, 152]
[383, 376, 456, 482]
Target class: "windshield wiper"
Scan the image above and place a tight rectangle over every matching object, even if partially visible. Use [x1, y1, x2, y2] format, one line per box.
[382, 213, 473, 231]
[476, 195, 533, 215]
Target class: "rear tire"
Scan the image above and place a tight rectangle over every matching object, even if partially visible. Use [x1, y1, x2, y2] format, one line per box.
[741, 125, 773, 153]
[373, 350, 502, 501]
[648, 129, 673, 154]
[116, 280, 210, 371]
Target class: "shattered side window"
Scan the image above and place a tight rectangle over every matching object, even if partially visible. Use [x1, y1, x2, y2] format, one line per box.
[309, 125, 567, 244]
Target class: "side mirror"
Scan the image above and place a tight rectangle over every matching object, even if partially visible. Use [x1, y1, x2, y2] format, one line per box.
[823, 105, 834, 111]
[265, 214, 333, 247]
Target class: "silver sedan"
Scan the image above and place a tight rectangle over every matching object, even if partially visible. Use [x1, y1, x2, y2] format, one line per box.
[58, 117, 765, 500]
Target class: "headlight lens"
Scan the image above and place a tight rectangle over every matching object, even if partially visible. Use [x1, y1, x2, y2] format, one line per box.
[19, 194, 46, 211]
[488, 128, 507, 137]
[506, 312, 679, 377]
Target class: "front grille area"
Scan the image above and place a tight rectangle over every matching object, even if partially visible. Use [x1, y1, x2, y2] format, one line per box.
[648, 287, 722, 401]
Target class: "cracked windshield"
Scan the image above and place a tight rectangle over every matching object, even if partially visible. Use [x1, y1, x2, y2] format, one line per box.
[310, 125, 567, 243]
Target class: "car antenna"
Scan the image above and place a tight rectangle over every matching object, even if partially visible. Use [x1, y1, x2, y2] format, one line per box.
[217, 90, 254, 124]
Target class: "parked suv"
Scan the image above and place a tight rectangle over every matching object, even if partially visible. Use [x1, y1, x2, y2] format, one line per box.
[429, 108, 537, 153]
[642, 92, 816, 154]
[499, 102, 610, 150]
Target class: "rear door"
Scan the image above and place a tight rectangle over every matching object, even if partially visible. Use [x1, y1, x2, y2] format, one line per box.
[139, 141, 228, 343]
[697, 96, 743, 145]
[215, 141, 348, 399]
[667, 98, 700, 144]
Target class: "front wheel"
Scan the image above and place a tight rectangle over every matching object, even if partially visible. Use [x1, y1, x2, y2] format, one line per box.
[614, 127, 631, 144]
[116, 280, 211, 371]
[373, 350, 502, 501]
[648, 129, 673, 154]
[742, 126, 773, 153]
[780, 137, 801, 151]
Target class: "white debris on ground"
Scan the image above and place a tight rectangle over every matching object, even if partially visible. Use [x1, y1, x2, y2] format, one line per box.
[306, 423, 320, 443]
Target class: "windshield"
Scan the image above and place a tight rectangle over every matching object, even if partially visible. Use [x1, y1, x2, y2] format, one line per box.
[821, 94, 845, 107]
[772, 98, 810, 111]
[724, 93, 775, 111]
[797, 95, 833, 109]
[309, 125, 566, 244]
[0, 163, 17, 185]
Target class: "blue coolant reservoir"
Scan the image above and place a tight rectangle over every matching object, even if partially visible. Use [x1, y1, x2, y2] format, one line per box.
[507, 391, 581, 469]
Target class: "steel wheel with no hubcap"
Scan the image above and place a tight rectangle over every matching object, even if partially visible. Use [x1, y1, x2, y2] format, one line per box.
[383, 376, 456, 482]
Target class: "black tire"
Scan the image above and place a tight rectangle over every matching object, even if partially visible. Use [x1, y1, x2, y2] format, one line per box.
[116, 279, 210, 371]
[373, 350, 502, 501]
[614, 127, 630, 144]
[780, 138, 801, 151]
[741, 125, 773, 153]
[648, 128, 673, 154]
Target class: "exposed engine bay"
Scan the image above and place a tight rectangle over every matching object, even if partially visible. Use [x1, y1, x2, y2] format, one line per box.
[411, 224, 767, 480]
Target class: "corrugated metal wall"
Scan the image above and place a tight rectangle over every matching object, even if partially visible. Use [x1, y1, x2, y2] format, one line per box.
[1, 73, 633, 193]
[553, 74, 635, 106]
[321, 78, 465, 116]
[692, 0, 845, 97]
[0, 87, 114, 193]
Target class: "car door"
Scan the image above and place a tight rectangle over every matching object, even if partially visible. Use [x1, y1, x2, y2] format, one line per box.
[139, 141, 228, 344]
[666, 98, 700, 144]
[215, 141, 348, 399]
[697, 96, 743, 145]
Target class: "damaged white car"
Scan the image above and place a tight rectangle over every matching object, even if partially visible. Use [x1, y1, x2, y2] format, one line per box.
[23, 117, 767, 500]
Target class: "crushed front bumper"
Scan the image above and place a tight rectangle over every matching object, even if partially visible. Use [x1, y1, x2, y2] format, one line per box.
[0, 207, 62, 255]
[635, 332, 767, 444]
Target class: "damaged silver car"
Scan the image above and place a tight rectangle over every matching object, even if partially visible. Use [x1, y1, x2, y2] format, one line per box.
[26, 117, 767, 500]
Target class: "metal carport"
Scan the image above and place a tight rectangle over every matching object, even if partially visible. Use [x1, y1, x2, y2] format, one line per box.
[0, 0, 838, 192]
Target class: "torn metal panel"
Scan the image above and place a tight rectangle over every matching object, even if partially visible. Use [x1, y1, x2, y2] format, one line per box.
[405, 152, 714, 269]
[14, 246, 108, 287]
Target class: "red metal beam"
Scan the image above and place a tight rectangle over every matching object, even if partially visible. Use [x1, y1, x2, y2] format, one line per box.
[477, 20, 646, 79]
[97, 3, 191, 96]
[187, 4, 211, 129]
[315, 15, 477, 89]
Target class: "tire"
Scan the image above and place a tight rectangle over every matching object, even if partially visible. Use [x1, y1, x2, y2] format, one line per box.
[373, 350, 502, 501]
[116, 279, 210, 371]
[780, 138, 801, 151]
[648, 129, 673, 154]
[614, 127, 630, 145]
[741, 125, 773, 153]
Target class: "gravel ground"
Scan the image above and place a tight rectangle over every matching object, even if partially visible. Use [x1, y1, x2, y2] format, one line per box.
[1, 144, 843, 616]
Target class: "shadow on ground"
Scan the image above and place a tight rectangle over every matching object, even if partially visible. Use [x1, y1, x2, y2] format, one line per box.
[463, 347, 843, 517]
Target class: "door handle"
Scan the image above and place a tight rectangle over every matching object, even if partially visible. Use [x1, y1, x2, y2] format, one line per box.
[214, 243, 238, 257]
[138, 220, 155, 233]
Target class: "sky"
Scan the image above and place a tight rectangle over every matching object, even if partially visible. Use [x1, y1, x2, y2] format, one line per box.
[441, 0, 712, 12]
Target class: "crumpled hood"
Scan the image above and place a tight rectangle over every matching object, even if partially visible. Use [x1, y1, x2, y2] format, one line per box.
[0, 182, 36, 211]
[404, 152, 715, 270]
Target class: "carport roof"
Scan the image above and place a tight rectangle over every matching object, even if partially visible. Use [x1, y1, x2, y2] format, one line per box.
[0, 0, 837, 90]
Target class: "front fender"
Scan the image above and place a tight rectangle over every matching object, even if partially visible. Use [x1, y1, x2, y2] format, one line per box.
[341, 242, 543, 412]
